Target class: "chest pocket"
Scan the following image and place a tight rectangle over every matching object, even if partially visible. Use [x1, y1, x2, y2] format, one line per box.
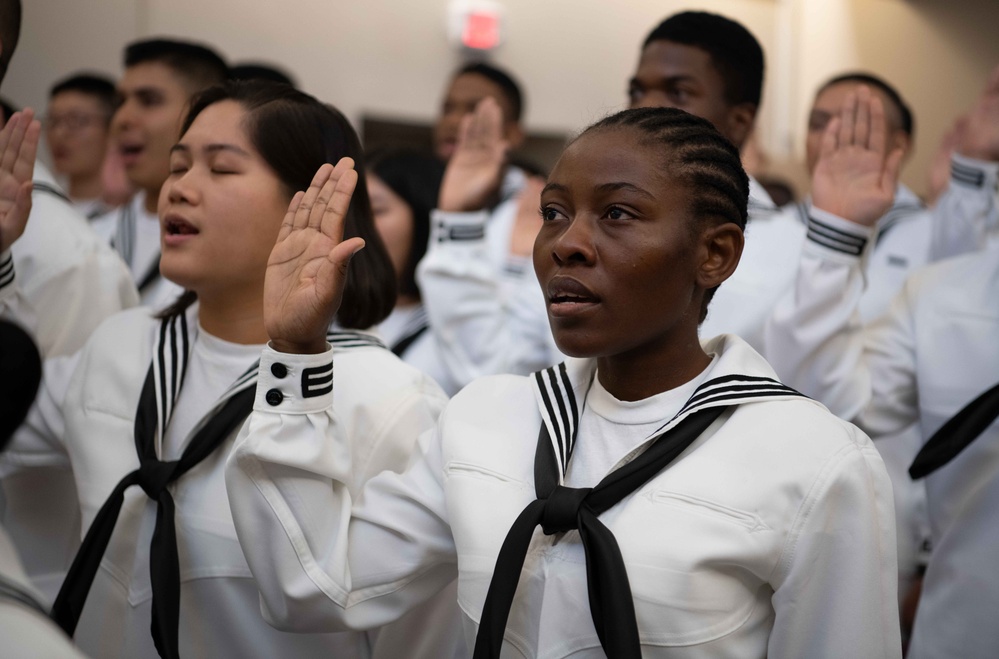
[614, 488, 772, 647]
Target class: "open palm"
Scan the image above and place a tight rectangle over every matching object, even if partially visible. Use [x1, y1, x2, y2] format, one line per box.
[264, 159, 365, 354]
[0, 109, 40, 252]
[812, 87, 902, 227]
[438, 97, 510, 212]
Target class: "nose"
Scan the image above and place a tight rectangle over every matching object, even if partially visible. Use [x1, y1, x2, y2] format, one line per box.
[166, 168, 200, 206]
[551, 215, 596, 267]
[110, 100, 135, 134]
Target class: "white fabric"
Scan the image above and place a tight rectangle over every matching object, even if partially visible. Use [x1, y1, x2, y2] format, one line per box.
[765, 211, 999, 659]
[378, 304, 458, 395]
[2, 165, 137, 606]
[699, 177, 804, 351]
[92, 194, 183, 311]
[12, 164, 137, 357]
[0, 526, 89, 658]
[416, 167, 563, 389]
[226, 334, 900, 658]
[930, 153, 999, 260]
[564, 357, 714, 488]
[1, 307, 463, 658]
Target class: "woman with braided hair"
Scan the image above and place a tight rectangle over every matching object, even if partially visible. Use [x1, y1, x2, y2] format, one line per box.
[0, 81, 462, 658]
[227, 106, 901, 658]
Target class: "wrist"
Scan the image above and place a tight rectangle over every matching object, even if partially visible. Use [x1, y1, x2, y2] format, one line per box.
[269, 338, 329, 355]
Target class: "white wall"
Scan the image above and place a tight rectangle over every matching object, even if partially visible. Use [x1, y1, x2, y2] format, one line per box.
[6, 0, 999, 197]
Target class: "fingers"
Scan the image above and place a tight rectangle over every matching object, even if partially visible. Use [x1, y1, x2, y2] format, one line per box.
[983, 63, 999, 96]
[15, 117, 41, 183]
[866, 90, 886, 155]
[278, 191, 305, 242]
[819, 116, 840, 162]
[855, 86, 873, 150]
[309, 157, 354, 230]
[838, 90, 858, 148]
[293, 164, 334, 231]
[464, 97, 502, 151]
[0, 110, 32, 173]
[319, 168, 358, 239]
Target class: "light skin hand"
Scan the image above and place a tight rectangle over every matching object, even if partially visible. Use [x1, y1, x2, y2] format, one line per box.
[438, 97, 510, 213]
[958, 63, 999, 161]
[811, 86, 903, 227]
[508, 175, 544, 258]
[264, 158, 365, 354]
[0, 109, 41, 253]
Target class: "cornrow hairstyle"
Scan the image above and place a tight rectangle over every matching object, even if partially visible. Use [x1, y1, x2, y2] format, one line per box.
[124, 39, 228, 95]
[581, 106, 749, 322]
[818, 72, 914, 138]
[455, 62, 524, 122]
[643, 11, 764, 108]
[366, 149, 445, 301]
[49, 73, 117, 119]
[159, 80, 396, 329]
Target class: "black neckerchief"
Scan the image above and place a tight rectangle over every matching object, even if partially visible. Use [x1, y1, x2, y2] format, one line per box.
[473, 363, 805, 658]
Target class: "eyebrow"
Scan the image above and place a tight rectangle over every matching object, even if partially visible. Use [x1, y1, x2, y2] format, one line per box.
[541, 181, 656, 200]
[170, 143, 252, 157]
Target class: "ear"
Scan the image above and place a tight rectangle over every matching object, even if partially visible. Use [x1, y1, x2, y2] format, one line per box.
[696, 221, 744, 292]
[505, 122, 526, 150]
[889, 130, 913, 165]
[723, 103, 757, 150]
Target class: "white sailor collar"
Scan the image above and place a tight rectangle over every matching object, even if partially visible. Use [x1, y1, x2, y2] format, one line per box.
[532, 334, 805, 483]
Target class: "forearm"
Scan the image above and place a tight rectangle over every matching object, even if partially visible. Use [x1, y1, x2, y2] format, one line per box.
[930, 154, 999, 261]
[225, 346, 457, 632]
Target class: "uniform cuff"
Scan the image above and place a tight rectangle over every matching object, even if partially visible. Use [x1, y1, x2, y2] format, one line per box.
[254, 343, 335, 414]
[805, 206, 875, 261]
[0, 251, 14, 293]
[950, 153, 999, 190]
[429, 209, 489, 247]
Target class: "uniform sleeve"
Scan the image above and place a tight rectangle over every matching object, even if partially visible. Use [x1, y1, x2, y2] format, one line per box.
[764, 208, 920, 438]
[929, 154, 999, 261]
[416, 206, 559, 388]
[225, 345, 458, 633]
[0, 251, 37, 334]
[0, 350, 80, 476]
[768, 432, 901, 659]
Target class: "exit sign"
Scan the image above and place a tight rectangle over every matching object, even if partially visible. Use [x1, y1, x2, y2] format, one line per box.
[448, 0, 505, 52]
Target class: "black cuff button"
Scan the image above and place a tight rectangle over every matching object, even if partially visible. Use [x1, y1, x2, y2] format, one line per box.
[265, 389, 284, 406]
[271, 363, 288, 379]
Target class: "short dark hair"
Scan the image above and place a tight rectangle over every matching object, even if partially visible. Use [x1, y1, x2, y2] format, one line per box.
[228, 62, 296, 87]
[0, 0, 22, 84]
[124, 38, 228, 95]
[163, 81, 396, 329]
[643, 11, 764, 108]
[366, 149, 446, 300]
[455, 62, 524, 122]
[581, 107, 749, 322]
[49, 73, 117, 118]
[818, 72, 914, 137]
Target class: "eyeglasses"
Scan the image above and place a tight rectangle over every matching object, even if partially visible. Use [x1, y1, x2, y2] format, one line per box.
[44, 113, 107, 132]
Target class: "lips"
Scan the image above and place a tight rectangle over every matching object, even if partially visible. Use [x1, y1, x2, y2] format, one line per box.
[119, 142, 144, 166]
[547, 276, 601, 317]
[162, 214, 200, 247]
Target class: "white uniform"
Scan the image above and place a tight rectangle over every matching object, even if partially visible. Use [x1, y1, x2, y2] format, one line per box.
[92, 193, 183, 311]
[378, 303, 458, 395]
[417, 167, 563, 389]
[0, 526, 89, 658]
[226, 334, 900, 659]
[0, 304, 463, 659]
[765, 207, 999, 659]
[699, 177, 802, 351]
[3, 167, 137, 605]
[930, 153, 999, 259]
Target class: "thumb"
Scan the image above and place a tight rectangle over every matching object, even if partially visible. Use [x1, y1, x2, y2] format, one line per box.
[329, 237, 366, 278]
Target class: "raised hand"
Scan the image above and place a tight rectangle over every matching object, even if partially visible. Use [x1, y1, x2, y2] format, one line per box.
[811, 86, 903, 227]
[958, 63, 999, 161]
[508, 175, 544, 258]
[0, 109, 41, 252]
[264, 159, 365, 354]
[438, 97, 510, 213]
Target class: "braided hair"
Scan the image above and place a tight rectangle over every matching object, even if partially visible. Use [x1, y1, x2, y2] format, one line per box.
[580, 106, 749, 322]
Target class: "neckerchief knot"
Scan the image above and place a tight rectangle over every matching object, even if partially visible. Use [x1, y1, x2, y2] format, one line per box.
[540, 486, 591, 535]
